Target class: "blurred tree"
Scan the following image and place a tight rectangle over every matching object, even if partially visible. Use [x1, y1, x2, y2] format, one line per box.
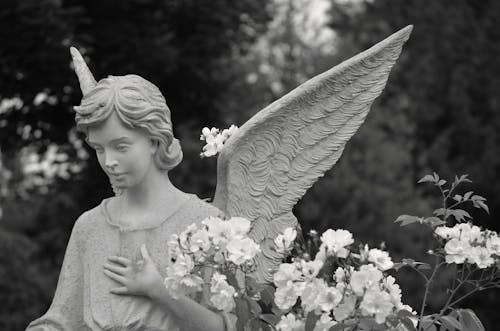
[325, 0, 500, 328]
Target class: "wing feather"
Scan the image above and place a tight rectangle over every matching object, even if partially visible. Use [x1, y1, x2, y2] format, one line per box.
[213, 26, 413, 282]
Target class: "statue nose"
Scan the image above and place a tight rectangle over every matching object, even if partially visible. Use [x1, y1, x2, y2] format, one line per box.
[105, 159, 118, 170]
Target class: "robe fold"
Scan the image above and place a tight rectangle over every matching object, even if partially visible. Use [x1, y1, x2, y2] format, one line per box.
[27, 194, 236, 331]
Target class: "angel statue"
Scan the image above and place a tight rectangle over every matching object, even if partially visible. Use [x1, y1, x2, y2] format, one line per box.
[26, 25, 412, 331]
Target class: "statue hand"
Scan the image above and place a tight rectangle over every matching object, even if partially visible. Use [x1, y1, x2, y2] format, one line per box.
[103, 244, 163, 298]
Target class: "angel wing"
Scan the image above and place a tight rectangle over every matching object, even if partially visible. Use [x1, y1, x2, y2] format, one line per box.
[213, 26, 413, 283]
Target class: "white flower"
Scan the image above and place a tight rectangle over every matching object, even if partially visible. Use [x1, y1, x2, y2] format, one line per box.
[189, 228, 211, 253]
[368, 248, 394, 271]
[317, 285, 342, 312]
[227, 217, 251, 237]
[444, 238, 471, 264]
[221, 124, 239, 140]
[179, 223, 198, 250]
[350, 264, 383, 296]
[203, 216, 229, 246]
[210, 272, 236, 312]
[360, 288, 394, 324]
[276, 313, 305, 331]
[211, 272, 228, 287]
[320, 229, 354, 258]
[293, 281, 307, 297]
[486, 234, 500, 256]
[164, 276, 183, 298]
[167, 235, 180, 257]
[300, 260, 323, 279]
[334, 267, 349, 283]
[275, 227, 298, 254]
[164, 273, 204, 299]
[467, 246, 495, 269]
[333, 293, 356, 321]
[226, 237, 260, 265]
[166, 254, 194, 278]
[210, 290, 236, 312]
[179, 274, 204, 292]
[435, 226, 460, 240]
[301, 278, 327, 313]
[313, 313, 336, 331]
[274, 263, 302, 288]
[383, 276, 404, 309]
[456, 223, 482, 244]
[275, 282, 299, 310]
[314, 243, 327, 263]
[200, 125, 239, 158]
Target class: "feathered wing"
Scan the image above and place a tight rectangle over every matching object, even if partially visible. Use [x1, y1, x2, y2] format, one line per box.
[213, 26, 413, 283]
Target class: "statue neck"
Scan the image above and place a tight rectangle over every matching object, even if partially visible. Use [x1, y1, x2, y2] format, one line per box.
[122, 166, 180, 209]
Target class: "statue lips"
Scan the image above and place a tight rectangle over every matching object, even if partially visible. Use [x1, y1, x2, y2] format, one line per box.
[109, 172, 126, 182]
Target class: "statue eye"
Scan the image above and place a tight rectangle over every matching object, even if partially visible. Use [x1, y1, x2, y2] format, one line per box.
[116, 144, 129, 152]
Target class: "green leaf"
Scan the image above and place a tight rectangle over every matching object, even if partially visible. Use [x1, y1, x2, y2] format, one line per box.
[471, 194, 486, 202]
[434, 208, 447, 216]
[399, 317, 417, 331]
[456, 175, 472, 184]
[402, 258, 416, 265]
[395, 215, 422, 226]
[437, 179, 447, 186]
[420, 315, 437, 331]
[448, 209, 471, 222]
[463, 191, 474, 200]
[247, 296, 262, 315]
[458, 309, 485, 331]
[418, 174, 436, 184]
[329, 323, 348, 331]
[472, 199, 489, 214]
[424, 217, 446, 227]
[397, 309, 415, 319]
[440, 315, 462, 330]
[305, 312, 320, 331]
[259, 313, 280, 326]
[235, 297, 251, 331]
[260, 285, 276, 307]
[393, 262, 406, 271]
[416, 263, 432, 270]
[359, 317, 379, 330]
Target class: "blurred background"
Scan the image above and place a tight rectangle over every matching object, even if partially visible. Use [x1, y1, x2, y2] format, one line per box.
[1, 0, 499, 329]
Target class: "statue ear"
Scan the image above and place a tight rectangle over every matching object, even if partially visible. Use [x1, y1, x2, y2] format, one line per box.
[150, 139, 159, 154]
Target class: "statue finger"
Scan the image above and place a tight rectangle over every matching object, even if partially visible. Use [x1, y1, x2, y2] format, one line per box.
[108, 256, 131, 267]
[103, 263, 126, 275]
[103, 269, 127, 285]
[110, 287, 130, 295]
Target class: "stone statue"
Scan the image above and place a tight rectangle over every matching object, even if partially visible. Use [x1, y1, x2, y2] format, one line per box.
[26, 26, 412, 330]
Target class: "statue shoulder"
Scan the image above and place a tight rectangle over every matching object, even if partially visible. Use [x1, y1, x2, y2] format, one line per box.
[170, 194, 225, 233]
[186, 194, 225, 218]
[71, 200, 109, 235]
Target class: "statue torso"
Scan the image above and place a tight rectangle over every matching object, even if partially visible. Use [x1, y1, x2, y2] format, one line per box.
[28, 194, 223, 331]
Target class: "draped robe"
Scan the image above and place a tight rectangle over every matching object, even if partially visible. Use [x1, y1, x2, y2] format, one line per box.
[26, 194, 236, 331]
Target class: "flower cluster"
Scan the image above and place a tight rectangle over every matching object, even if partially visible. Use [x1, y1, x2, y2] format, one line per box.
[164, 216, 260, 311]
[200, 125, 239, 157]
[435, 222, 500, 268]
[273, 228, 414, 331]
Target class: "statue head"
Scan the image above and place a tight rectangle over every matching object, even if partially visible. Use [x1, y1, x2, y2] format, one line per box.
[70, 48, 182, 172]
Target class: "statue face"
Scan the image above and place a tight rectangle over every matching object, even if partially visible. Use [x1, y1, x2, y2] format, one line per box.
[86, 111, 156, 191]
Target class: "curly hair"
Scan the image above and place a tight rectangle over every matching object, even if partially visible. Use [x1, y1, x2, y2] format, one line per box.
[74, 74, 182, 171]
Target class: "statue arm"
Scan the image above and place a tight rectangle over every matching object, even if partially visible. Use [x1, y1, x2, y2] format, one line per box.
[26, 216, 87, 331]
[148, 283, 234, 331]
